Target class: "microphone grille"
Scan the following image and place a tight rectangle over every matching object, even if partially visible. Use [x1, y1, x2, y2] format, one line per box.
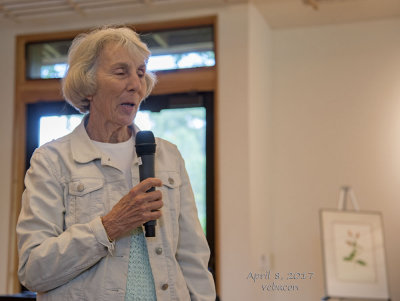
[135, 131, 156, 155]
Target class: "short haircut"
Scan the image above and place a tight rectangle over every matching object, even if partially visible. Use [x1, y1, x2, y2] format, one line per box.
[62, 25, 156, 113]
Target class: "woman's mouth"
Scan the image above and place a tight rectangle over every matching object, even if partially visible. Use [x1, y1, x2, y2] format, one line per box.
[121, 103, 135, 107]
[120, 102, 136, 114]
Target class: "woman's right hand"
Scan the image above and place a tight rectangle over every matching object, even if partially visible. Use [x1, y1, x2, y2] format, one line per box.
[101, 178, 163, 241]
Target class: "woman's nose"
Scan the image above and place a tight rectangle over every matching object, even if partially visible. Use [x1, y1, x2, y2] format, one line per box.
[127, 73, 141, 91]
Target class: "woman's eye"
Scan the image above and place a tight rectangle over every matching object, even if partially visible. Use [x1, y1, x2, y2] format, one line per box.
[138, 68, 145, 78]
[114, 69, 126, 76]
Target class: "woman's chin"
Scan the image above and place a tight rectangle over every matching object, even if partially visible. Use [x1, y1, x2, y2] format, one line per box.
[116, 110, 137, 125]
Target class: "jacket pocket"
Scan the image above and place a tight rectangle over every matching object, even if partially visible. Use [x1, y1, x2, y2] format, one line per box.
[66, 178, 105, 227]
[159, 171, 181, 190]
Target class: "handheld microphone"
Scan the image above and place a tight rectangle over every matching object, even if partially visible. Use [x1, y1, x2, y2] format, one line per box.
[135, 130, 157, 237]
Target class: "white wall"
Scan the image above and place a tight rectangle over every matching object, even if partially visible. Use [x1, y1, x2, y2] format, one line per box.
[270, 19, 400, 300]
[216, 5, 252, 300]
[216, 4, 272, 300]
[248, 4, 274, 300]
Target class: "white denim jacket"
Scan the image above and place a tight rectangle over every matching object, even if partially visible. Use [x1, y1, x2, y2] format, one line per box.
[17, 119, 216, 301]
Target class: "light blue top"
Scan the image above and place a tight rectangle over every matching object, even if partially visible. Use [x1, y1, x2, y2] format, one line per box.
[125, 227, 157, 301]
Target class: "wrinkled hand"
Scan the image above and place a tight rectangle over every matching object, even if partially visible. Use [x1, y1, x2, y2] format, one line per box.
[101, 178, 163, 241]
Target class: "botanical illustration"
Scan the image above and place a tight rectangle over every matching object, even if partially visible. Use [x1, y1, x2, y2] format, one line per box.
[343, 230, 367, 266]
[333, 223, 376, 283]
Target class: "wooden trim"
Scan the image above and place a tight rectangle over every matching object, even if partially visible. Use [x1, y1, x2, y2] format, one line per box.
[152, 67, 216, 95]
[133, 15, 216, 32]
[15, 15, 216, 45]
[8, 16, 218, 294]
[7, 100, 26, 293]
[212, 18, 220, 294]
[17, 67, 216, 103]
[15, 15, 216, 43]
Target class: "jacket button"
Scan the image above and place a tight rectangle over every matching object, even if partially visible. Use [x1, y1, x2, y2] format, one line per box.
[161, 283, 169, 290]
[77, 183, 84, 192]
[168, 177, 174, 185]
[155, 247, 162, 255]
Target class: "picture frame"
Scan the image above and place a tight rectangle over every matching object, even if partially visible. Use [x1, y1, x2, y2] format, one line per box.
[320, 209, 390, 299]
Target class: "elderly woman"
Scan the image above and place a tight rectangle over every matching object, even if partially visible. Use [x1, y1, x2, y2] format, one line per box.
[17, 26, 216, 301]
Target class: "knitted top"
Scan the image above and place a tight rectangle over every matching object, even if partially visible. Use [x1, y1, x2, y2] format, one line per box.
[124, 227, 157, 301]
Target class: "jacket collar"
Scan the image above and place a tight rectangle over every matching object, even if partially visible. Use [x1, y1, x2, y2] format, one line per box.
[70, 115, 102, 164]
[70, 115, 141, 165]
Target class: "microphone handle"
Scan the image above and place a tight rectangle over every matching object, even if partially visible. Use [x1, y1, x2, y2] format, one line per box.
[139, 154, 156, 237]
[139, 154, 155, 181]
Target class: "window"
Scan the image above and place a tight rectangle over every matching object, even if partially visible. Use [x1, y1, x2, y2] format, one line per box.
[12, 17, 217, 293]
[26, 26, 215, 79]
[26, 39, 71, 79]
[142, 26, 215, 72]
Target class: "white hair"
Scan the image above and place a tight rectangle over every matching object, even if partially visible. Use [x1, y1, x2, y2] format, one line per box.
[62, 26, 156, 113]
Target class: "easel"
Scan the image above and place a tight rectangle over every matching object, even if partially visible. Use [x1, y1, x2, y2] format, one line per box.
[321, 186, 391, 301]
[337, 186, 360, 212]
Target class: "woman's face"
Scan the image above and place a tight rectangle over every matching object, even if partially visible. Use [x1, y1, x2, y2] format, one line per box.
[88, 43, 147, 129]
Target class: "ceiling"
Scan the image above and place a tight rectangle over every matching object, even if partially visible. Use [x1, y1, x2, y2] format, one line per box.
[0, 0, 400, 29]
[254, 0, 400, 28]
[0, 0, 246, 28]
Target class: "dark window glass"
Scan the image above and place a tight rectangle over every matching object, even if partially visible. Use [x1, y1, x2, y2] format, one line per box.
[26, 26, 215, 79]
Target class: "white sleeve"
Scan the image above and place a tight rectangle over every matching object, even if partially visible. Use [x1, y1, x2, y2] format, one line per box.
[175, 153, 216, 301]
[17, 149, 114, 293]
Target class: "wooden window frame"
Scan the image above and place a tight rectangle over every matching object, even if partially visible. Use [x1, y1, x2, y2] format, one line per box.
[8, 16, 218, 294]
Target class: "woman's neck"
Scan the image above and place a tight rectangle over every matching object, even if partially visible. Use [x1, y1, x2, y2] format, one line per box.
[85, 116, 132, 143]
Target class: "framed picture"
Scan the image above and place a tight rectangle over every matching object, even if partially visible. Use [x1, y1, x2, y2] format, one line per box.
[320, 209, 390, 299]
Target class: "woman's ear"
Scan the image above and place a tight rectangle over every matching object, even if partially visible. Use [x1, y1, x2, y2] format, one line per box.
[86, 95, 93, 102]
